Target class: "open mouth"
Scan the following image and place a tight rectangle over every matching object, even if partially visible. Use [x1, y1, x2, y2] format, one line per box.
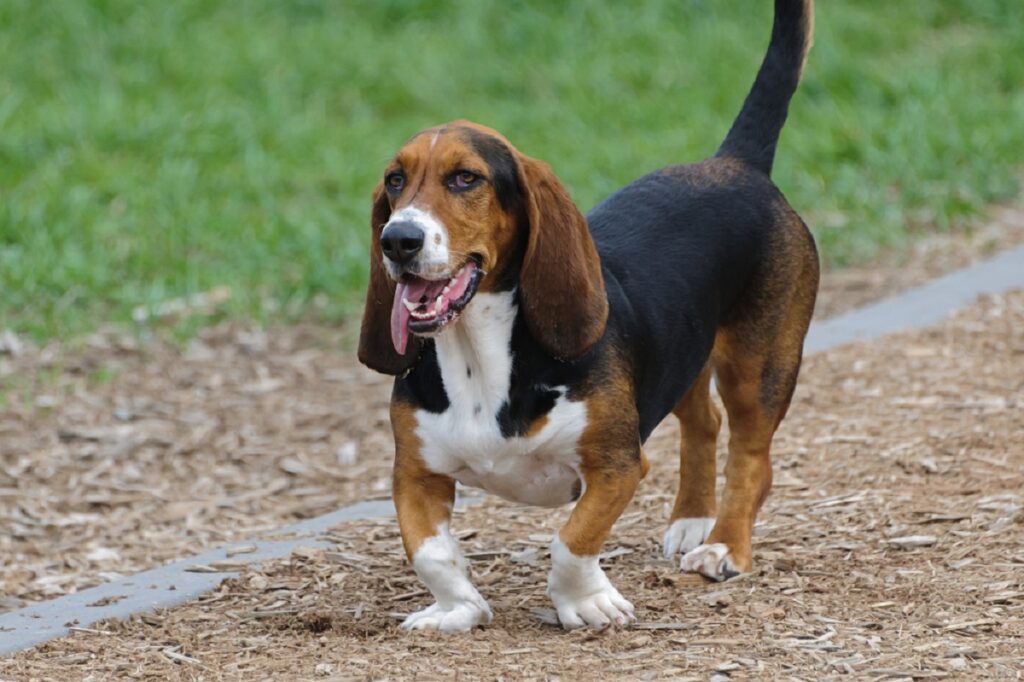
[390, 260, 482, 354]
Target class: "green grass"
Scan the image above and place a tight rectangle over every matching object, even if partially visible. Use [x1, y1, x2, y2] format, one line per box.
[1, 0, 1022, 339]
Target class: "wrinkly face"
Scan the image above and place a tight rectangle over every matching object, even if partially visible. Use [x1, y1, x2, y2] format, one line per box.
[375, 121, 524, 354]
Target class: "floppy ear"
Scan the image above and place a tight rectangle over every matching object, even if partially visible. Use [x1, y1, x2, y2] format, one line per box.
[517, 156, 609, 361]
[358, 184, 422, 375]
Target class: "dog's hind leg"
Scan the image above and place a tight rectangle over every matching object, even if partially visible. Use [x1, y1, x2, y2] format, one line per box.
[681, 219, 818, 580]
[662, 363, 721, 560]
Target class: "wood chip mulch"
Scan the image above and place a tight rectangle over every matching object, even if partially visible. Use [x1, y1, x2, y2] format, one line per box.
[0, 323, 392, 608]
[2, 284, 1021, 679]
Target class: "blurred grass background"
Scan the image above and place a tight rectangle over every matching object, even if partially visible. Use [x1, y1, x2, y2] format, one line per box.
[1, 0, 1022, 339]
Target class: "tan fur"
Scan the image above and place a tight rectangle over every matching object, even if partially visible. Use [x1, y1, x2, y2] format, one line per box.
[559, 363, 644, 556]
[798, 0, 815, 80]
[669, 363, 721, 522]
[390, 402, 456, 559]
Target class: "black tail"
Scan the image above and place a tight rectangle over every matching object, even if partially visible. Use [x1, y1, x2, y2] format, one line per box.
[716, 0, 813, 176]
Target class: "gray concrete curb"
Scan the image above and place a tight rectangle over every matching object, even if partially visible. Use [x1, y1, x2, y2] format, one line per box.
[3, 245, 1023, 656]
[1, 498, 393, 655]
[804, 245, 1024, 353]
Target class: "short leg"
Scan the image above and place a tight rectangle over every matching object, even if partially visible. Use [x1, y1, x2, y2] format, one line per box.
[679, 364, 771, 580]
[548, 458, 642, 629]
[663, 363, 721, 559]
[682, 331, 805, 580]
[392, 404, 491, 632]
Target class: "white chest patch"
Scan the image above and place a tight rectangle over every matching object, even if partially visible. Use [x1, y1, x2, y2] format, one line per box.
[415, 292, 587, 507]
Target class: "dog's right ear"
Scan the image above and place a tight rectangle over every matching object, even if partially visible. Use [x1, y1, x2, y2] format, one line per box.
[358, 183, 422, 375]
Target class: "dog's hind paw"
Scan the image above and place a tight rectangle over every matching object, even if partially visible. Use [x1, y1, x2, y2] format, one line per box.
[680, 543, 744, 582]
[662, 517, 716, 558]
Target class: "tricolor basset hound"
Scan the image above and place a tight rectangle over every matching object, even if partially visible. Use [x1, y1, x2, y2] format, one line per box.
[359, 0, 818, 632]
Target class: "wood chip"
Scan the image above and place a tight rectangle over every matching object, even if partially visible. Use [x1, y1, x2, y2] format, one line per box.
[885, 535, 937, 548]
[162, 646, 202, 666]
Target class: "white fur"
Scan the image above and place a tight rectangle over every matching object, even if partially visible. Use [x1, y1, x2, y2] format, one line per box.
[383, 206, 450, 279]
[401, 522, 492, 632]
[662, 517, 716, 558]
[680, 542, 740, 581]
[415, 291, 587, 507]
[547, 535, 634, 629]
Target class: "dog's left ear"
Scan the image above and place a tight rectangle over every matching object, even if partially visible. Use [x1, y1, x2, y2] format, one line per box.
[517, 156, 608, 361]
[358, 183, 422, 375]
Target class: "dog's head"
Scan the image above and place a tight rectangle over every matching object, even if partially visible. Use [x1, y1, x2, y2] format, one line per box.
[358, 121, 608, 375]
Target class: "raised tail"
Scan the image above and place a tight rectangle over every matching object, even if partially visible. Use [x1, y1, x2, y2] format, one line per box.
[715, 0, 814, 176]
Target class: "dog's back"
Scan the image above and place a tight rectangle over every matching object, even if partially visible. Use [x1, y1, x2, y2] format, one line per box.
[587, 0, 817, 438]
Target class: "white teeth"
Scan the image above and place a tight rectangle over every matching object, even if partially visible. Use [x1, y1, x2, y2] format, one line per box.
[442, 285, 450, 294]
[403, 293, 448, 321]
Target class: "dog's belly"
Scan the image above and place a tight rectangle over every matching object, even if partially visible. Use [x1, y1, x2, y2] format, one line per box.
[451, 460, 579, 507]
[415, 396, 586, 507]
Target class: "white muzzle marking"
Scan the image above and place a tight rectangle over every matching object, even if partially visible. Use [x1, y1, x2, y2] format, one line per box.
[383, 206, 450, 280]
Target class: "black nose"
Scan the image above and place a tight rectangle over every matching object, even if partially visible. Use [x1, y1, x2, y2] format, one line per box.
[379, 221, 425, 265]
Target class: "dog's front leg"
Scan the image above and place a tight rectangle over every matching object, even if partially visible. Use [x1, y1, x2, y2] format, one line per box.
[548, 454, 643, 629]
[392, 407, 492, 633]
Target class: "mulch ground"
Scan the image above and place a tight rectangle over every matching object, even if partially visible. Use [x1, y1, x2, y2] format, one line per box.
[0, 323, 394, 608]
[2, 288, 1021, 677]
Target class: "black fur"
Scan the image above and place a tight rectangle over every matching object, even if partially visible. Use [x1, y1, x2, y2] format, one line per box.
[717, 0, 811, 174]
[393, 341, 449, 414]
[460, 127, 522, 215]
[495, 305, 590, 438]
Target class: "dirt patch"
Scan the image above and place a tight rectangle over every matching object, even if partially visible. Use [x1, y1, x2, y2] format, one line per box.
[3, 290, 1021, 680]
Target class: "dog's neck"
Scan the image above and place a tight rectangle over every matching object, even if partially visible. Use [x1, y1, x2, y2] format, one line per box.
[432, 290, 517, 417]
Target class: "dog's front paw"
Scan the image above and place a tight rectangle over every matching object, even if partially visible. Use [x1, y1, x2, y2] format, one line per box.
[680, 542, 746, 581]
[662, 517, 716, 558]
[400, 598, 493, 633]
[550, 581, 635, 630]
[548, 535, 636, 629]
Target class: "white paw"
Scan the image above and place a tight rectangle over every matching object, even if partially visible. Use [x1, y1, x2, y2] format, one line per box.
[548, 535, 636, 629]
[400, 598, 493, 633]
[662, 517, 716, 558]
[550, 582, 635, 630]
[680, 542, 742, 582]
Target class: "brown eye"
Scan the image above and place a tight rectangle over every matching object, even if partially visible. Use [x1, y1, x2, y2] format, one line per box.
[449, 171, 480, 190]
[385, 171, 405, 191]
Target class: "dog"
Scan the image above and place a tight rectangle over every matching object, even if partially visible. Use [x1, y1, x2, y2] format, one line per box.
[358, 0, 818, 632]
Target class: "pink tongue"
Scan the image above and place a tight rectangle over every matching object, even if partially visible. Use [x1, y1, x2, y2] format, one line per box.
[391, 282, 410, 355]
[389, 264, 477, 355]
[391, 278, 443, 355]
